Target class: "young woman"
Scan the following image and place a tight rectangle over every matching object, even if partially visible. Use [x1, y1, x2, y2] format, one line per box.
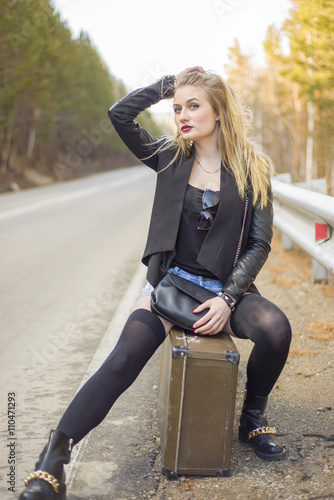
[19, 67, 291, 499]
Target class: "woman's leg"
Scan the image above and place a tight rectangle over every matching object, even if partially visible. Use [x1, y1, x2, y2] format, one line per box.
[20, 296, 172, 499]
[230, 293, 292, 397]
[229, 293, 292, 461]
[57, 303, 169, 444]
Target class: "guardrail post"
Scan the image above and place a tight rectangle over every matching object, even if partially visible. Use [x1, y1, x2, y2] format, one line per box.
[281, 234, 295, 251]
[312, 259, 328, 283]
[296, 179, 329, 283]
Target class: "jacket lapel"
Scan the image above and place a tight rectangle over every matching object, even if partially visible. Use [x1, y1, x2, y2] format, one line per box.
[198, 164, 242, 273]
[162, 148, 195, 243]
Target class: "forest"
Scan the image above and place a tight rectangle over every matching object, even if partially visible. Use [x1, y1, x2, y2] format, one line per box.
[225, 0, 334, 195]
[0, 0, 333, 194]
[0, 0, 161, 191]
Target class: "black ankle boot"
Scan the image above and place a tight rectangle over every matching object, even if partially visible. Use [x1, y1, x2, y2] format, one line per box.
[19, 430, 73, 499]
[238, 390, 285, 461]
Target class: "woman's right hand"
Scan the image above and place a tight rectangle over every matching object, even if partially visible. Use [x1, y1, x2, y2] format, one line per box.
[176, 66, 206, 79]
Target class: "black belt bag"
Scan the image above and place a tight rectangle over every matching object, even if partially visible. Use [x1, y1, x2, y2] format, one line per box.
[150, 273, 218, 332]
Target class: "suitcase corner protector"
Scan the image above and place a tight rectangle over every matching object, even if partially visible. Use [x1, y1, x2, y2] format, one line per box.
[215, 468, 231, 477]
[226, 350, 240, 364]
[161, 467, 178, 478]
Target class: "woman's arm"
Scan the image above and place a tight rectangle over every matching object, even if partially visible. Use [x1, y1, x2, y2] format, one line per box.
[108, 76, 175, 171]
[222, 194, 274, 304]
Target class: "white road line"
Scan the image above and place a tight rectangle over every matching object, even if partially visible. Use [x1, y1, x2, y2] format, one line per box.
[66, 261, 147, 487]
[0, 170, 147, 221]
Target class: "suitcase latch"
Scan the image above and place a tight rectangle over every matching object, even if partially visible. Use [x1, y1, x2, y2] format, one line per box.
[172, 346, 188, 359]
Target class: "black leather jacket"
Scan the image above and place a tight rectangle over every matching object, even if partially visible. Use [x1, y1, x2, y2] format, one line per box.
[108, 76, 273, 304]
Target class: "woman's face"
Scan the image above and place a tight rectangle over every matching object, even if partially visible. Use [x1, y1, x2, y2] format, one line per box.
[173, 85, 219, 144]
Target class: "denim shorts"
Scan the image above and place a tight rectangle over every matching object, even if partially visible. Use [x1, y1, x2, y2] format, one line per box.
[139, 266, 223, 298]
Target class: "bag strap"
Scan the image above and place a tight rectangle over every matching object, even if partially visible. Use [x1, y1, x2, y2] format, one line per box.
[233, 194, 249, 268]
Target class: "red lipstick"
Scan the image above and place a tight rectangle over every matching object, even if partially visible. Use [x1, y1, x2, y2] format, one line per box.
[181, 125, 192, 132]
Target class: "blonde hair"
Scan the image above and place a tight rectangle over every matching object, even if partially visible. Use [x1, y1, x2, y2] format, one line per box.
[162, 71, 275, 208]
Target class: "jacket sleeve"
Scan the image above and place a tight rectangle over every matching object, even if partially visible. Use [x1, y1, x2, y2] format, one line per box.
[222, 192, 274, 303]
[108, 76, 175, 171]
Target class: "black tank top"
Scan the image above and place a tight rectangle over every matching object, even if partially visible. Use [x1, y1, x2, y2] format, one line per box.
[172, 184, 219, 278]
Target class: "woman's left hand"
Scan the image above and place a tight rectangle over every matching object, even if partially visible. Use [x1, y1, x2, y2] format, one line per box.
[192, 297, 231, 335]
[176, 66, 206, 79]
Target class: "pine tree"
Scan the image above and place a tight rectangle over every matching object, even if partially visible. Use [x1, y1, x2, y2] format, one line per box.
[0, 0, 163, 188]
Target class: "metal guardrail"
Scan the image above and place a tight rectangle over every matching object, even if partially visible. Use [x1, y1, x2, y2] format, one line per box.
[271, 177, 334, 281]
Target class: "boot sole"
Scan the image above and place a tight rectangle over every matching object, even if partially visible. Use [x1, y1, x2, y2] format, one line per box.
[19, 481, 66, 499]
[254, 448, 285, 461]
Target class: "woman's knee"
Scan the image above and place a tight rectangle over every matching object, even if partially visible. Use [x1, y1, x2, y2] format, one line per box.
[101, 350, 131, 378]
[232, 294, 292, 352]
[257, 308, 292, 353]
[272, 311, 291, 350]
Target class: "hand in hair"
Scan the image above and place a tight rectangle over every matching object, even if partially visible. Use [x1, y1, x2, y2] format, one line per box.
[176, 66, 206, 78]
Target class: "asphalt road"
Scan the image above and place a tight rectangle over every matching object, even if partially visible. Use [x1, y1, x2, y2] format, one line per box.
[0, 167, 156, 499]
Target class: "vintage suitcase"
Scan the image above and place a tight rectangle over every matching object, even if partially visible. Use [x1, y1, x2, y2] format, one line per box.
[157, 328, 239, 477]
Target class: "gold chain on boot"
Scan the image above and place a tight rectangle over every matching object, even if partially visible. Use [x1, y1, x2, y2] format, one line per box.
[24, 470, 60, 493]
[248, 426, 276, 440]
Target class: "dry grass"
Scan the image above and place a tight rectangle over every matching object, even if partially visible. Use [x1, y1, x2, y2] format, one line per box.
[269, 233, 334, 296]
[272, 276, 300, 289]
[288, 348, 319, 357]
[320, 285, 334, 298]
[308, 321, 334, 342]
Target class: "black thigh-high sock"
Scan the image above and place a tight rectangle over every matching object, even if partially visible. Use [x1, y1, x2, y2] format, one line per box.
[230, 294, 292, 397]
[56, 309, 166, 444]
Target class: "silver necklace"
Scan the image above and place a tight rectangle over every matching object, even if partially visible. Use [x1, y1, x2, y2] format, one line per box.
[195, 155, 221, 175]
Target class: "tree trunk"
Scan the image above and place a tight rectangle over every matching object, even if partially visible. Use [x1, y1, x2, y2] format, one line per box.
[305, 100, 315, 182]
[26, 123, 36, 160]
[1, 126, 13, 175]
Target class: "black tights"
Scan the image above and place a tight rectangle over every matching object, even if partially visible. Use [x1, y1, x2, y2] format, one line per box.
[230, 293, 292, 397]
[57, 309, 166, 445]
[57, 295, 291, 445]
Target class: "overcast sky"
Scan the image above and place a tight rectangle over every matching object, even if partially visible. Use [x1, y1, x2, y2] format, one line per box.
[52, 0, 292, 114]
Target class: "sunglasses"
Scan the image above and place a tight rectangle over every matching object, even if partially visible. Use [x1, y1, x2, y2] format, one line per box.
[198, 189, 219, 230]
